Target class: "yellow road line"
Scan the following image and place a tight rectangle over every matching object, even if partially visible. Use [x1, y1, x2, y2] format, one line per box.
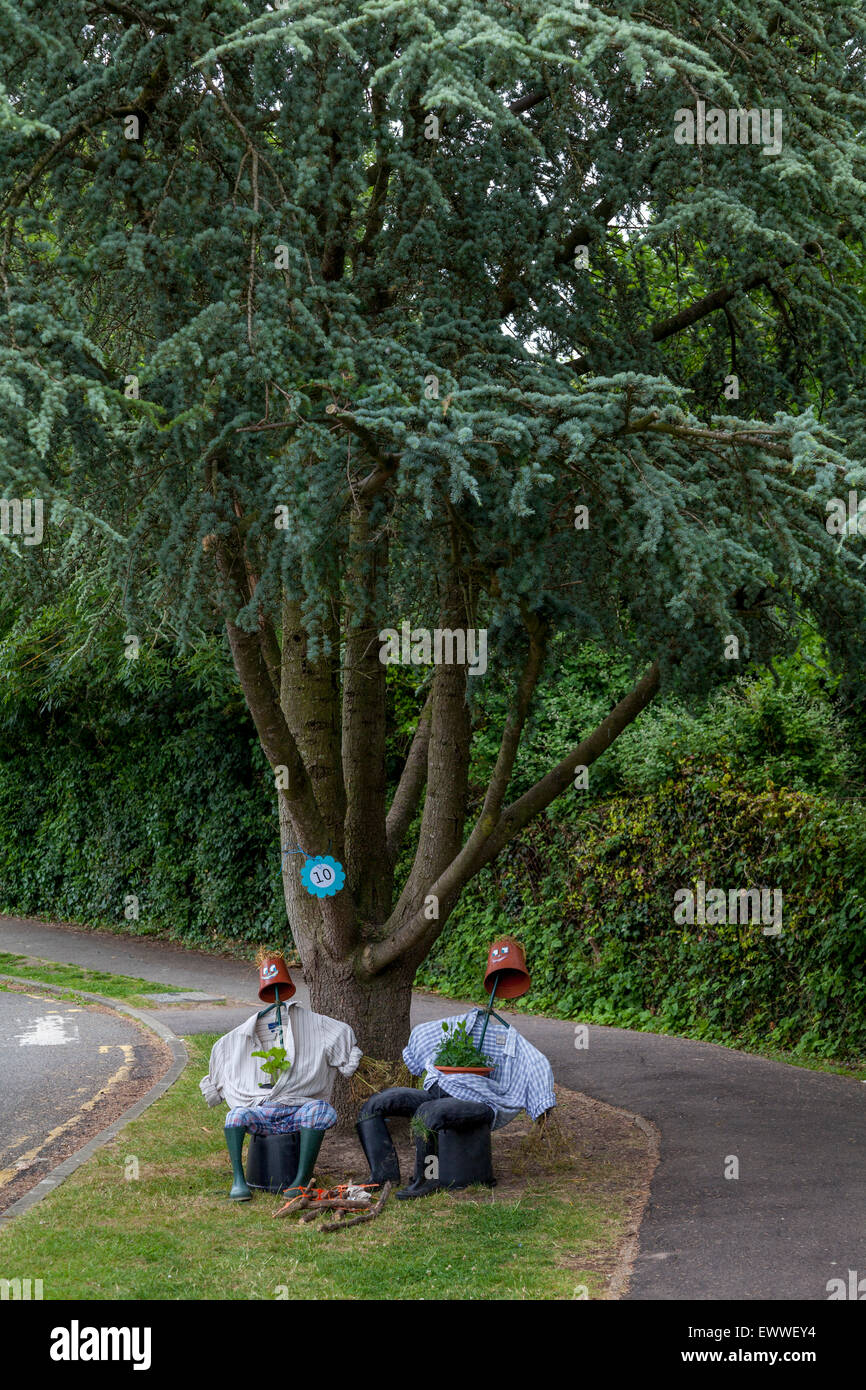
[0, 1134, 34, 1164]
[0, 1044, 135, 1190]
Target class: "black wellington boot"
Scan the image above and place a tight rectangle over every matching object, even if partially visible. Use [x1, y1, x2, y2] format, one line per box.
[355, 1114, 401, 1186]
[396, 1133, 442, 1200]
[395, 1178, 442, 1200]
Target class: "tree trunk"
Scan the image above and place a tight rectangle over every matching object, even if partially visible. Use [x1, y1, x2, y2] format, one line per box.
[306, 951, 416, 1130]
[279, 809, 414, 1125]
[306, 955, 414, 1059]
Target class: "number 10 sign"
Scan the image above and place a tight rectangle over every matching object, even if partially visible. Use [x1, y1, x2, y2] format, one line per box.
[300, 854, 346, 898]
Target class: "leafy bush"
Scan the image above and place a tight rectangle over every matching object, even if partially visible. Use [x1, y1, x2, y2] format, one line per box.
[418, 758, 866, 1062]
[469, 634, 859, 812]
[607, 675, 857, 795]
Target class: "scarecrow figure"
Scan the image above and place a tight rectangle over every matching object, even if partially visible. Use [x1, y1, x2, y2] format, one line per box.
[356, 938, 556, 1199]
[200, 952, 362, 1201]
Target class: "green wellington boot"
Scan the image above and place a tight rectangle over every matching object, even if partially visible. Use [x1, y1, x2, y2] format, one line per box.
[279, 1127, 326, 1201]
[225, 1126, 253, 1201]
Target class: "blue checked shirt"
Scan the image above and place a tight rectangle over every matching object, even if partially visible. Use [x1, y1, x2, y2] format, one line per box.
[403, 1010, 556, 1130]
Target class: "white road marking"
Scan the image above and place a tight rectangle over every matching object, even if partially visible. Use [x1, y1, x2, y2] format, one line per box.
[14, 1013, 80, 1046]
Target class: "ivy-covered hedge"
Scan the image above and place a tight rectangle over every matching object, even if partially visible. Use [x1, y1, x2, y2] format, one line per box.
[0, 706, 283, 950]
[417, 759, 866, 1061]
[2, 623, 864, 1063]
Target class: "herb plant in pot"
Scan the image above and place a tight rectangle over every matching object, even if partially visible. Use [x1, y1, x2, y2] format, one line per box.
[432, 1021, 492, 1076]
[251, 1045, 291, 1090]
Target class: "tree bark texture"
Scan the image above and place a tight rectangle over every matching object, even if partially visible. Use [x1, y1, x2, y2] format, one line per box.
[218, 502, 662, 1122]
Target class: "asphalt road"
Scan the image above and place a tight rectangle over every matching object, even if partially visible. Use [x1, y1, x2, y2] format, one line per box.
[0, 987, 154, 1209]
[516, 1014, 866, 1301]
[1, 914, 864, 1300]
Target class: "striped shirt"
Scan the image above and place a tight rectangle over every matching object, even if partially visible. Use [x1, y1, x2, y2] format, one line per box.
[403, 1010, 556, 1129]
[200, 1002, 362, 1111]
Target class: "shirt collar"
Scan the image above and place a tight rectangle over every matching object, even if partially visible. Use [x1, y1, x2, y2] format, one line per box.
[464, 1007, 514, 1026]
[464, 1008, 517, 1055]
[241, 1001, 298, 1036]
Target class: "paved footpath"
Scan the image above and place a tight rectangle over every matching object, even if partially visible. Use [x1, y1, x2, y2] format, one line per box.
[1, 914, 864, 1300]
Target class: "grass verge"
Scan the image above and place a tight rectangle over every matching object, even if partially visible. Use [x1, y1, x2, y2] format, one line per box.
[0, 953, 186, 1008]
[0, 1036, 623, 1301]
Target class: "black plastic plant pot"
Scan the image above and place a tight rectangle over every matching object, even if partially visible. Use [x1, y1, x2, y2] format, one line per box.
[246, 1131, 301, 1192]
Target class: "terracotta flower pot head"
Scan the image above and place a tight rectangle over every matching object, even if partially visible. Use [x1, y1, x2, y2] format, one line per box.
[483, 937, 531, 1000]
[256, 950, 296, 1003]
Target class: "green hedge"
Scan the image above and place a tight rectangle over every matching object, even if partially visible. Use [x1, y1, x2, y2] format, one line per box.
[417, 758, 866, 1061]
[0, 706, 284, 950]
[2, 635, 864, 1063]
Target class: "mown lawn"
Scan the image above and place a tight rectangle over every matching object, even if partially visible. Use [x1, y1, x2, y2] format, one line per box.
[0, 1036, 619, 1300]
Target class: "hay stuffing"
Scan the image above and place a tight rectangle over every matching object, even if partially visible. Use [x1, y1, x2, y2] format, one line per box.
[510, 1105, 575, 1176]
[348, 1055, 419, 1108]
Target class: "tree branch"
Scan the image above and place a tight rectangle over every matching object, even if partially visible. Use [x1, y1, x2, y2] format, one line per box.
[623, 414, 795, 459]
[223, 609, 324, 842]
[646, 239, 827, 348]
[477, 659, 661, 865]
[365, 660, 661, 975]
[324, 405, 399, 475]
[498, 193, 619, 321]
[386, 557, 472, 930]
[648, 268, 769, 344]
[215, 537, 318, 821]
[385, 692, 433, 866]
[280, 596, 346, 844]
[479, 606, 548, 825]
[508, 88, 548, 115]
[215, 532, 355, 958]
[341, 502, 391, 919]
[258, 609, 282, 697]
[91, 1, 174, 33]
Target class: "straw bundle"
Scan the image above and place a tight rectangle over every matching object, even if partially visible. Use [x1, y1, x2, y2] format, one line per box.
[349, 1055, 417, 1107]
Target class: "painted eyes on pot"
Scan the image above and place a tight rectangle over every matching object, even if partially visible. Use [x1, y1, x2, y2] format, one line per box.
[262, 964, 278, 979]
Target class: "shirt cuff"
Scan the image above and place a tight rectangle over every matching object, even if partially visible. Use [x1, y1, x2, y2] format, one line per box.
[200, 1075, 223, 1107]
[528, 1094, 557, 1121]
[337, 1044, 363, 1078]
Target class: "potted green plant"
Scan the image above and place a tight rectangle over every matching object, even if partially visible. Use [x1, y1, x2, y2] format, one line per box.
[432, 1021, 492, 1076]
[251, 1045, 291, 1089]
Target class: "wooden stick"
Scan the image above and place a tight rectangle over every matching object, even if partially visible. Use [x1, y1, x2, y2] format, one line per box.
[320, 1182, 392, 1233]
[299, 1197, 372, 1212]
[274, 1181, 379, 1220]
[275, 1192, 372, 1219]
[273, 1178, 317, 1219]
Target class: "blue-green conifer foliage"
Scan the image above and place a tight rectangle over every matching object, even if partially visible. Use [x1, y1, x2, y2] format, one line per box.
[2, 1, 866, 1055]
